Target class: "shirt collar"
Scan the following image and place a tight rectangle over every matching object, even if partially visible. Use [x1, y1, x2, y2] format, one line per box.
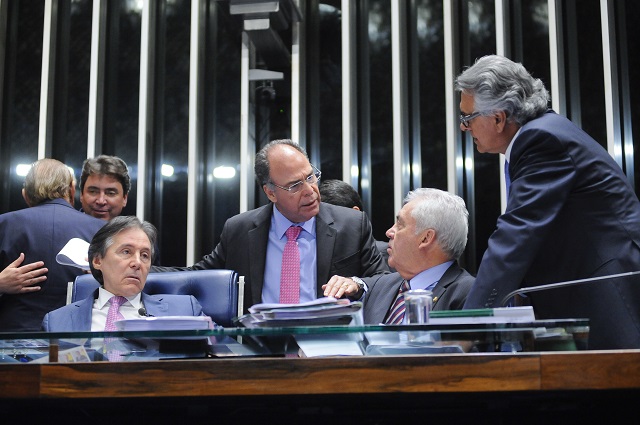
[272, 205, 316, 239]
[97, 287, 143, 310]
[409, 261, 453, 291]
[504, 127, 522, 163]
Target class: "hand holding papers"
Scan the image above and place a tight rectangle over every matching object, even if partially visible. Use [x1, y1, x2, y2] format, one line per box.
[56, 238, 91, 270]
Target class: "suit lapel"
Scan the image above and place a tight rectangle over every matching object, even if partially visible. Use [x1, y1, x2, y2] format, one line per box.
[248, 205, 272, 306]
[315, 204, 336, 297]
[71, 297, 94, 331]
[431, 262, 460, 307]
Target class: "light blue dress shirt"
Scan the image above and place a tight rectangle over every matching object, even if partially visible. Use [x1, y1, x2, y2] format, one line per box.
[262, 207, 317, 304]
[408, 261, 453, 291]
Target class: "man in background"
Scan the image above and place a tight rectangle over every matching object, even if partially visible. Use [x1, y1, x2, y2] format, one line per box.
[79, 155, 130, 221]
[319, 179, 391, 270]
[0, 159, 105, 331]
[323, 188, 474, 324]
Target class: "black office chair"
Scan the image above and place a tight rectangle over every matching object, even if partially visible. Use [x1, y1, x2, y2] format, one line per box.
[71, 270, 243, 327]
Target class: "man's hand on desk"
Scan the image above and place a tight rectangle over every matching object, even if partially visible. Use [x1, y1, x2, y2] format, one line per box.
[0, 253, 47, 295]
[322, 275, 365, 300]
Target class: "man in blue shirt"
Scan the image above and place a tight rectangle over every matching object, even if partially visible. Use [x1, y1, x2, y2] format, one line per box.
[153, 139, 388, 313]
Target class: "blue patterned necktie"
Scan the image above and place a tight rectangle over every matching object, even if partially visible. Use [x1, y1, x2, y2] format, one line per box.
[385, 280, 411, 324]
[504, 159, 511, 196]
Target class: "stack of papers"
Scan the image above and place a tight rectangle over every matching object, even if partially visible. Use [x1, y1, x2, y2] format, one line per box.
[238, 297, 363, 327]
[114, 316, 215, 332]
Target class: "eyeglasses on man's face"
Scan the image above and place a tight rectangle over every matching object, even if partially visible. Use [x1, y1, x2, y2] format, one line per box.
[269, 165, 322, 194]
[459, 111, 482, 128]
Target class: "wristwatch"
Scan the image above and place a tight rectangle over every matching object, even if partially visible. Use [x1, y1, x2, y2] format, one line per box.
[349, 276, 367, 299]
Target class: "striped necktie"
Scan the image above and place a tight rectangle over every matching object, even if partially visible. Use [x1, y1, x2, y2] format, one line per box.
[384, 280, 411, 324]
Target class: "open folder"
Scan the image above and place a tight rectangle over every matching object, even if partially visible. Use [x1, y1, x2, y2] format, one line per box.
[56, 238, 91, 270]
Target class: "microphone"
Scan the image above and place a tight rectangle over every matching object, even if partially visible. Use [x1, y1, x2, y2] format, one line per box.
[138, 307, 153, 317]
[500, 270, 640, 307]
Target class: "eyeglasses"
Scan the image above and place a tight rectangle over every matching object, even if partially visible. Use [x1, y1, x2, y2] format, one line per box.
[459, 111, 482, 128]
[269, 165, 322, 194]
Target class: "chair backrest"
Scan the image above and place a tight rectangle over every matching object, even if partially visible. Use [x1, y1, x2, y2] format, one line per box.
[72, 270, 241, 327]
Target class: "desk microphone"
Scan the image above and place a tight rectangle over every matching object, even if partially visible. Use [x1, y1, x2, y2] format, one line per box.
[500, 270, 640, 307]
[138, 307, 153, 317]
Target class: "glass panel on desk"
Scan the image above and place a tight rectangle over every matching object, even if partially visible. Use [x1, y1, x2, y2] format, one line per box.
[0, 317, 589, 363]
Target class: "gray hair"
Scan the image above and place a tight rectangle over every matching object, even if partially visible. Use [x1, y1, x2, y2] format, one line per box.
[23, 158, 74, 206]
[254, 139, 309, 186]
[88, 216, 157, 285]
[455, 55, 549, 126]
[403, 188, 469, 260]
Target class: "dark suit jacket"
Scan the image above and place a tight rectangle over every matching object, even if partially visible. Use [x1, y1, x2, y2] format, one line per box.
[464, 111, 640, 349]
[154, 202, 388, 313]
[42, 292, 204, 332]
[0, 199, 106, 331]
[362, 262, 474, 324]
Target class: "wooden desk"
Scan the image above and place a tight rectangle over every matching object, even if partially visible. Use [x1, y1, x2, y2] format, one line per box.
[2, 350, 639, 423]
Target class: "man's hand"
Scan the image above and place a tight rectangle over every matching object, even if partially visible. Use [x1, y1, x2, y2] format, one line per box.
[322, 275, 362, 299]
[0, 253, 47, 294]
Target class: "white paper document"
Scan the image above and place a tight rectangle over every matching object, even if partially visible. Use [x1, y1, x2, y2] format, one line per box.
[114, 316, 215, 331]
[56, 238, 91, 270]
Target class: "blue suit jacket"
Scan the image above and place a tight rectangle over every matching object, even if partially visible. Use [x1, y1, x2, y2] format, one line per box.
[362, 262, 474, 324]
[464, 111, 640, 349]
[42, 292, 204, 332]
[0, 199, 106, 331]
[154, 202, 389, 313]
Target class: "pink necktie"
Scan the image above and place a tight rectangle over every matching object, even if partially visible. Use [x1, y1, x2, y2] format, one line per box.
[104, 296, 127, 361]
[385, 280, 411, 324]
[280, 226, 302, 303]
[104, 296, 127, 331]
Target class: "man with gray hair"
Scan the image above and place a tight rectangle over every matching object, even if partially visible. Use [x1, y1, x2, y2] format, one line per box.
[324, 188, 474, 324]
[0, 158, 105, 331]
[456, 55, 640, 349]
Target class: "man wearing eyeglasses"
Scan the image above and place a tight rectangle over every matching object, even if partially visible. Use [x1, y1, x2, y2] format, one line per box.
[153, 139, 388, 313]
[456, 55, 640, 349]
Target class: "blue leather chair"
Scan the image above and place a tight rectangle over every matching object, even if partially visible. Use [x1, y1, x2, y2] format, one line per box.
[71, 270, 242, 327]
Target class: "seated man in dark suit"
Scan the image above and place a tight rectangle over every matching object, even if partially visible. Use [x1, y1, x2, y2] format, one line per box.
[323, 188, 474, 324]
[153, 139, 388, 313]
[43, 216, 204, 332]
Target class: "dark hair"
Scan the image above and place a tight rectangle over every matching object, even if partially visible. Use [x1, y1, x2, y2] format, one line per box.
[319, 179, 363, 211]
[254, 139, 309, 186]
[88, 216, 157, 284]
[80, 155, 131, 195]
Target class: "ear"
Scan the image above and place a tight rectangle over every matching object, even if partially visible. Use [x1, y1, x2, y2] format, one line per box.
[92, 256, 103, 271]
[418, 229, 436, 249]
[122, 193, 128, 207]
[495, 111, 508, 131]
[263, 184, 277, 203]
[22, 188, 32, 207]
[69, 183, 76, 204]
